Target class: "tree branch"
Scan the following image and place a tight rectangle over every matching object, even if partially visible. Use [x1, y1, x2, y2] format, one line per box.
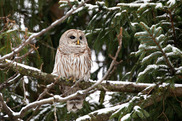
[2, 59, 182, 96]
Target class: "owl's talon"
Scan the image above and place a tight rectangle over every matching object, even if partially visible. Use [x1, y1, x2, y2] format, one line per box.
[66, 79, 70, 82]
[68, 77, 73, 81]
[66, 77, 76, 82]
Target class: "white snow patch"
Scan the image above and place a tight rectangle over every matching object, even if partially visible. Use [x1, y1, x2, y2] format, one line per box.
[138, 64, 158, 77]
[33, 25, 40, 31]
[103, 92, 115, 108]
[91, 50, 99, 73]
[131, 22, 138, 27]
[133, 105, 141, 112]
[85, 4, 98, 11]
[25, 91, 29, 97]
[118, 2, 163, 9]
[76, 104, 121, 121]
[142, 51, 161, 63]
[91, 61, 99, 73]
[86, 91, 99, 105]
[176, 66, 182, 74]
[156, 56, 164, 63]
[97, 68, 103, 80]
[155, 3, 163, 9]
[76, 115, 91, 121]
[96, 1, 105, 5]
[108, 7, 120, 10]
[23, 76, 29, 84]
[159, 83, 170, 88]
[98, 52, 105, 61]
[115, 12, 121, 17]
[102, 44, 106, 50]
[20, 17, 26, 31]
[167, 0, 176, 7]
[24, 0, 31, 9]
[121, 113, 131, 121]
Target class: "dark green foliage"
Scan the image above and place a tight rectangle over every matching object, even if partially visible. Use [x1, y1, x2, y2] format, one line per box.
[0, 0, 182, 121]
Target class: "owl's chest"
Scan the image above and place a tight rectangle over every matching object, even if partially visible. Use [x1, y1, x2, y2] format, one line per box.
[60, 53, 90, 79]
[64, 54, 84, 65]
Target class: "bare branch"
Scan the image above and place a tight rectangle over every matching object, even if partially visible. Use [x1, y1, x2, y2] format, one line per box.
[0, 93, 14, 119]
[0, 73, 22, 91]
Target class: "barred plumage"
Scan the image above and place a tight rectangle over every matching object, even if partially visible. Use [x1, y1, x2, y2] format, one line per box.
[52, 29, 91, 112]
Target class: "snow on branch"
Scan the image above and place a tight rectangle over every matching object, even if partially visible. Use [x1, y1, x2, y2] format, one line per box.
[76, 83, 182, 121]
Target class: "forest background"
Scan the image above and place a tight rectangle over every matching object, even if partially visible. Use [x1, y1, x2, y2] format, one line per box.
[0, 0, 182, 121]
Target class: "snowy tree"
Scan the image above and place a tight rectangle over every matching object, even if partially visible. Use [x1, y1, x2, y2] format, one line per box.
[0, 0, 182, 121]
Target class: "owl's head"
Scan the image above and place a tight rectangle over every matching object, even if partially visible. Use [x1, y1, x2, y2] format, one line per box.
[59, 29, 88, 46]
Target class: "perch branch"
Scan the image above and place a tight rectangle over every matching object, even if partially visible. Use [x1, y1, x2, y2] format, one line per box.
[2, 59, 182, 96]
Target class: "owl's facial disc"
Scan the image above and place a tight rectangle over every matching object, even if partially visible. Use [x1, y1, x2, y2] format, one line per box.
[64, 30, 87, 46]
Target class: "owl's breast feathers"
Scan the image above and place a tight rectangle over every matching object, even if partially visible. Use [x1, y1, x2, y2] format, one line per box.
[52, 44, 91, 81]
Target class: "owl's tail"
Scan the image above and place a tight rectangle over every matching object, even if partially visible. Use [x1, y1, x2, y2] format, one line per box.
[67, 96, 84, 112]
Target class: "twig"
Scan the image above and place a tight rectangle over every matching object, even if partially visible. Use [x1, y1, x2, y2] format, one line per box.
[0, 93, 14, 119]
[0, 73, 21, 91]
[37, 79, 59, 101]
[22, 76, 28, 105]
[168, 9, 177, 46]
[54, 102, 58, 121]
[0, 14, 15, 34]
[14, 48, 35, 61]
[157, 99, 169, 121]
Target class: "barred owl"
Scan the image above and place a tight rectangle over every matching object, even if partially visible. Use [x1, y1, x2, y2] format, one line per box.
[52, 29, 91, 112]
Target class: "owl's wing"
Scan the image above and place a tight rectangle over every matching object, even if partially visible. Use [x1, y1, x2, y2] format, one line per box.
[52, 49, 61, 75]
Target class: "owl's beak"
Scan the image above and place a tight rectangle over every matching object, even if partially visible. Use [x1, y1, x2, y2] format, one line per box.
[76, 40, 80, 45]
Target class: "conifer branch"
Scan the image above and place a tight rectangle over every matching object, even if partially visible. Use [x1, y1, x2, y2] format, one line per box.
[140, 22, 176, 74]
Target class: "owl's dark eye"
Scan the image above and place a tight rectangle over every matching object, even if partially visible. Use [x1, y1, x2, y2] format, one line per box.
[79, 36, 82, 40]
[70, 36, 76, 39]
